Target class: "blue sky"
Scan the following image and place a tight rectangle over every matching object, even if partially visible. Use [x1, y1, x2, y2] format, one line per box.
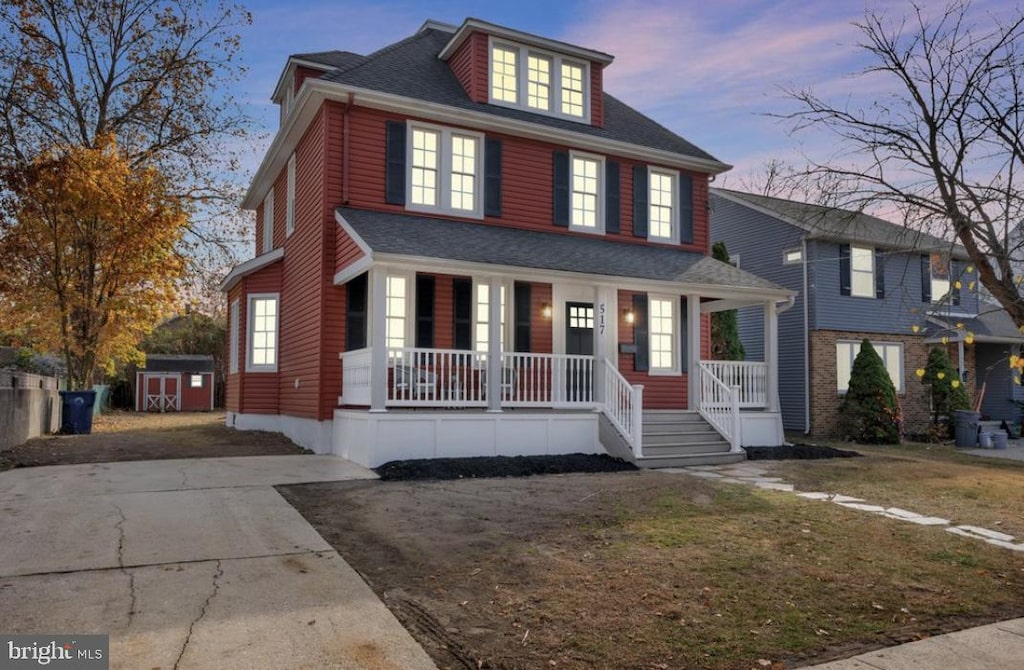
[231, 0, 996, 188]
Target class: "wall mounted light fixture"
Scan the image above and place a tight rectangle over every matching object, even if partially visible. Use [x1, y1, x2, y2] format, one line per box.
[540, 302, 552, 319]
[623, 309, 635, 324]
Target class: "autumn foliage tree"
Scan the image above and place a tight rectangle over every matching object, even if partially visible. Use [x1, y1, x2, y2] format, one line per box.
[0, 139, 187, 388]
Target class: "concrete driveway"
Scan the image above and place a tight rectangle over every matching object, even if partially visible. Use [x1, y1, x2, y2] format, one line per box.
[0, 456, 437, 669]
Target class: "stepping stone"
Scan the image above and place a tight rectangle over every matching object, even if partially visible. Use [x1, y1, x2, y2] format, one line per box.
[797, 492, 832, 501]
[831, 495, 864, 503]
[900, 515, 950, 526]
[984, 539, 1024, 552]
[754, 482, 795, 492]
[685, 471, 724, 479]
[835, 502, 886, 513]
[883, 507, 922, 520]
[953, 526, 1016, 542]
[747, 477, 786, 484]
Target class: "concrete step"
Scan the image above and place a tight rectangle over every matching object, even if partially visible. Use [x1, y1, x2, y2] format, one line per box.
[642, 442, 732, 458]
[635, 451, 746, 469]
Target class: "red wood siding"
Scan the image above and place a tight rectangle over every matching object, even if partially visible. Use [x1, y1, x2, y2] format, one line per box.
[225, 284, 243, 412]
[294, 65, 323, 93]
[319, 101, 349, 420]
[334, 226, 364, 275]
[433, 274, 455, 349]
[531, 283, 553, 354]
[449, 34, 488, 103]
[254, 207, 264, 257]
[180, 373, 214, 411]
[616, 290, 689, 410]
[590, 64, 604, 128]
[239, 261, 283, 414]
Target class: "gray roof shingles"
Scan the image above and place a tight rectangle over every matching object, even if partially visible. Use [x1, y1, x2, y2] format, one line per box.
[291, 50, 366, 71]
[337, 208, 787, 293]
[320, 28, 721, 163]
[143, 354, 215, 373]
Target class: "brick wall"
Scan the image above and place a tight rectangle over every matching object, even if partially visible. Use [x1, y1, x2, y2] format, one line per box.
[808, 330, 975, 439]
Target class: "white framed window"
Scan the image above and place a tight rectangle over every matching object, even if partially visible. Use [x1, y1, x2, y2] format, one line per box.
[649, 296, 679, 373]
[262, 188, 274, 253]
[190, 374, 203, 388]
[407, 122, 483, 218]
[930, 253, 950, 302]
[570, 153, 603, 232]
[488, 37, 591, 123]
[385, 274, 409, 349]
[784, 249, 803, 264]
[246, 294, 279, 372]
[850, 245, 874, 298]
[648, 168, 678, 241]
[474, 282, 508, 353]
[286, 154, 296, 236]
[836, 340, 903, 393]
[229, 299, 240, 374]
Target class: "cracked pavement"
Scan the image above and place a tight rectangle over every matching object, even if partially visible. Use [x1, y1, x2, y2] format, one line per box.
[0, 455, 437, 669]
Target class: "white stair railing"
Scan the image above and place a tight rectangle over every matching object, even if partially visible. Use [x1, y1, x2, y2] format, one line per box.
[699, 361, 767, 407]
[698, 362, 742, 452]
[602, 359, 644, 458]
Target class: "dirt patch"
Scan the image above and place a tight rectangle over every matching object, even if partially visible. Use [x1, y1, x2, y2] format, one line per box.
[0, 411, 308, 468]
[744, 443, 861, 460]
[280, 472, 1024, 670]
[376, 454, 636, 481]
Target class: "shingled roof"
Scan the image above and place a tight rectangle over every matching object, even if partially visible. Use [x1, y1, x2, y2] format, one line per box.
[337, 208, 787, 294]
[712, 188, 966, 256]
[319, 26, 721, 164]
[291, 50, 366, 71]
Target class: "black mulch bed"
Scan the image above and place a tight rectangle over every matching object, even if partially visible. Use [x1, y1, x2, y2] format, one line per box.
[375, 453, 637, 481]
[744, 443, 862, 460]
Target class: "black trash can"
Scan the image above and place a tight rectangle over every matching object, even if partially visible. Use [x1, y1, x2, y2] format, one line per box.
[953, 409, 981, 447]
[59, 390, 97, 434]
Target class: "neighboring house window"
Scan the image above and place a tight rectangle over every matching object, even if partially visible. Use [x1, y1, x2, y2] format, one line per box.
[286, 153, 296, 236]
[850, 245, 874, 297]
[407, 123, 483, 217]
[247, 295, 278, 372]
[648, 169, 677, 241]
[571, 154, 602, 231]
[262, 188, 274, 253]
[474, 282, 507, 353]
[527, 54, 551, 110]
[488, 38, 590, 122]
[649, 296, 678, 373]
[784, 249, 802, 264]
[385, 275, 408, 349]
[930, 253, 950, 302]
[836, 340, 903, 392]
[190, 374, 203, 388]
[229, 299, 239, 374]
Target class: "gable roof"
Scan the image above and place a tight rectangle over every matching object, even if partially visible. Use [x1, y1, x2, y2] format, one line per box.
[928, 302, 1024, 344]
[320, 26, 721, 164]
[291, 50, 366, 71]
[336, 208, 788, 296]
[711, 188, 966, 256]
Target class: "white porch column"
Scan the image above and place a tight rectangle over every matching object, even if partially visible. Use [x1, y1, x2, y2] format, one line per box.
[486, 276, 502, 413]
[593, 286, 613, 404]
[369, 267, 388, 412]
[686, 294, 701, 409]
[764, 300, 780, 412]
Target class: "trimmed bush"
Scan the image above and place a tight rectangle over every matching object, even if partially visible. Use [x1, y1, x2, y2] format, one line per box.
[711, 242, 745, 361]
[921, 346, 969, 431]
[838, 339, 901, 444]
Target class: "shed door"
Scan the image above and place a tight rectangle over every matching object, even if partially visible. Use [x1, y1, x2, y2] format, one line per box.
[145, 374, 180, 412]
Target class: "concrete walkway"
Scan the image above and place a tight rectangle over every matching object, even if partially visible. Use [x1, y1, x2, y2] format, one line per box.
[0, 456, 437, 670]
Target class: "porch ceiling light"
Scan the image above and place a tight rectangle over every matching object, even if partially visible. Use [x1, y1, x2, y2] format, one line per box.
[623, 309, 635, 324]
[540, 303, 552, 319]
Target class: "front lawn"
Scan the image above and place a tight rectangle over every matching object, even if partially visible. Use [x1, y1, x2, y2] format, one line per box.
[280, 454, 1024, 670]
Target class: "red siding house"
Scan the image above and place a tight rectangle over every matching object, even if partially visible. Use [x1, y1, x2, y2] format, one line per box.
[222, 18, 794, 467]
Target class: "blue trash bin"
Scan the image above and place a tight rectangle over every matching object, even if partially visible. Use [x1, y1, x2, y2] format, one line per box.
[59, 390, 97, 434]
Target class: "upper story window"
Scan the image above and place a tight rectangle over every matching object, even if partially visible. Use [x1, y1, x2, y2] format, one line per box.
[784, 248, 803, 264]
[850, 245, 874, 297]
[648, 169, 678, 241]
[407, 123, 483, 218]
[262, 188, 274, 253]
[571, 154, 602, 232]
[489, 38, 590, 123]
[285, 154, 296, 236]
[930, 253, 950, 302]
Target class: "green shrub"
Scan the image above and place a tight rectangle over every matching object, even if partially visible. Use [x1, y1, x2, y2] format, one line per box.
[710, 242, 745, 361]
[838, 339, 901, 444]
[922, 347, 969, 431]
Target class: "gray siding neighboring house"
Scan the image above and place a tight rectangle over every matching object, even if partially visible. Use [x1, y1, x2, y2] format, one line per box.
[710, 187, 1008, 437]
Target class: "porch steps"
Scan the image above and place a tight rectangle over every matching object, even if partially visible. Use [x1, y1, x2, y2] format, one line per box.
[635, 411, 744, 469]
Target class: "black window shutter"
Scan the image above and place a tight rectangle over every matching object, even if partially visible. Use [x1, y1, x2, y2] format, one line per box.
[453, 278, 473, 350]
[632, 166, 648, 238]
[552, 151, 570, 227]
[415, 274, 435, 348]
[484, 137, 503, 217]
[875, 249, 886, 299]
[839, 244, 851, 296]
[345, 272, 368, 350]
[605, 161, 620, 234]
[921, 254, 932, 303]
[679, 173, 694, 244]
[385, 121, 406, 205]
[679, 296, 689, 373]
[514, 282, 531, 352]
[633, 293, 649, 372]
[951, 259, 961, 306]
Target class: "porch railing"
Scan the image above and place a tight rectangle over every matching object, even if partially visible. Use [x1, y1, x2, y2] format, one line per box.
[339, 348, 372, 405]
[602, 359, 644, 457]
[698, 362, 741, 452]
[699, 361, 767, 407]
[500, 352, 595, 406]
[386, 347, 487, 407]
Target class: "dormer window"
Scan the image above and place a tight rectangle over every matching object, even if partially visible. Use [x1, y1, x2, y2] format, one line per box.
[488, 38, 590, 123]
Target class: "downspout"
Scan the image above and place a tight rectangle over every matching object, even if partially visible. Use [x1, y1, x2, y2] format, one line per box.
[802, 237, 811, 435]
[342, 92, 353, 205]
